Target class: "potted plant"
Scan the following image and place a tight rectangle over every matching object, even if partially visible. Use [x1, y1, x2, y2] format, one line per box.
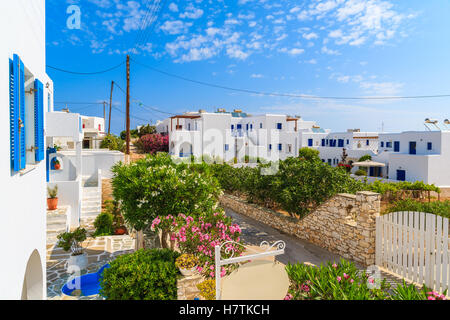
[57, 227, 88, 271]
[175, 253, 198, 276]
[53, 158, 61, 170]
[47, 185, 58, 210]
[104, 200, 127, 235]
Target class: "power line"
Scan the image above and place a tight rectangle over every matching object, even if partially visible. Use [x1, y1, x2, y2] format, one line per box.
[131, 0, 160, 54]
[47, 62, 125, 75]
[132, 58, 450, 101]
[137, 0, 167, 51]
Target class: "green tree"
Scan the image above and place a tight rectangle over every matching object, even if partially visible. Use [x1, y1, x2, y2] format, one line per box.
[298, 147, 321, 162]
[100, 134, 125, 152]
[111, 153, 222, 231]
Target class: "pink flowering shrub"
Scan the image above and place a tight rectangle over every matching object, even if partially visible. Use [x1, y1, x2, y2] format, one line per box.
[152, 211, 244, 279]
[135, 133, 169, 154]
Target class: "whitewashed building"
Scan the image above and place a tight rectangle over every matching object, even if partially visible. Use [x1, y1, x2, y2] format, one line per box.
[0, 0, 50, 299]
[372, 130, 450, 187]
[164, 109, 326, 162]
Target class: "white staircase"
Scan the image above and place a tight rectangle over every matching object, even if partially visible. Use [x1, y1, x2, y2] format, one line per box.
[80, 186, 102, 229]
[46, 206, 69, 246]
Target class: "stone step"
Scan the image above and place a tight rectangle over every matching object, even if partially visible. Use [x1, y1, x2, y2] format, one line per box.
[82, 200, 102, 208]
[81, 211, 101, 218]
[81, 208, 102, 215]
[82, 195, 101, 202]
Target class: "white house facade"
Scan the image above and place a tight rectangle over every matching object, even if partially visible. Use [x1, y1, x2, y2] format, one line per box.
[0, 0, 50, 299]
[164, 109, 327, 162]
[373, 131, 450, 187]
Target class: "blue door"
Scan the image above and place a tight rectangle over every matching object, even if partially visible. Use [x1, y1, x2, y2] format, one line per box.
[369, 167, 374, 177]
[396, 170, 406, 181]
[394, 141, 400, 152]
[308, 139, 313, 147]
[409, 141, 416, 154]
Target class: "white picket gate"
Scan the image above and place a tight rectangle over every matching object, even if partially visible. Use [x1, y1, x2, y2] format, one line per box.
[376, 211, 449, 293]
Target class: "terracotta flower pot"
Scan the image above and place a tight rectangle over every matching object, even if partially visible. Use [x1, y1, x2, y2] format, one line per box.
[114, 227, 127, 235]
[54, 163, 61, 170]
[47, 197, 58, 210]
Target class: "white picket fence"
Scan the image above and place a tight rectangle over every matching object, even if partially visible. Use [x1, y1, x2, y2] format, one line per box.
[376, 211, 449, 293]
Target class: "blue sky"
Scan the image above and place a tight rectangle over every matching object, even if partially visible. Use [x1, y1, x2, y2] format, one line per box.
[46, 0, 450, 135]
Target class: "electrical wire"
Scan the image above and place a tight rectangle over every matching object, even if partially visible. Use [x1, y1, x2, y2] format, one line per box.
[132, 58, 450, 101]
[47, 62, 125, 75]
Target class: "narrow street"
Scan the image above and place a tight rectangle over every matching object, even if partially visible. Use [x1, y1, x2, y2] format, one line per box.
[226, 208, 406, 290]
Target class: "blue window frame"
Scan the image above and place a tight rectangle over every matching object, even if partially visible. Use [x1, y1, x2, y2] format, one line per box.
[278, 143, 282, 151]
[237, 124, 242, 130]
[394, 141, 400, 152]
[427, 142, 432, 150]
[338, 139, 344, 147]
[269, 144, 272, 150]
[327, 159, 332, 165]
[366, 140, 369, 146]
[250, 124, 253, 130]
[409, 141, 417, 155]
[381, 141, 384, 148]
[246, 123, 249, 131]
[321, 139, 325, 147]
[231, 124, 234, 130]
[260, 123, 262, 128]
[277, 123, 282, 130]
[308, 139, 313, 147]
[346, 139, 349, 145]
[224, 144, 229, 151]
[386, 142, 392, 148]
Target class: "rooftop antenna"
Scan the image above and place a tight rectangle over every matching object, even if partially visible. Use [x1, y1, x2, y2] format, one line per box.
[424, 118, 441, 131]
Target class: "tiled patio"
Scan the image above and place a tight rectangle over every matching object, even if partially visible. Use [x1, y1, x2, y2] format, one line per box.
[46, 234, 135, 300]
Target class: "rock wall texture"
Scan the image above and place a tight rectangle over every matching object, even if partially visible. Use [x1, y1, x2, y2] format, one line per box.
[220, 191, 381, 266]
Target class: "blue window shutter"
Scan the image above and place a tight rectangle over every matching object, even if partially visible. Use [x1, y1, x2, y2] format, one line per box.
[34, 79, 44, 161]
[308, 139, 313, 147]
[9, 58, 20, 172]
[18, 56, 26, 170]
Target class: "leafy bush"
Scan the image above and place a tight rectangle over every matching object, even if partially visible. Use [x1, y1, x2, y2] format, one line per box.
[152, 211, 243, 279]
[211, 157, 365, 218]
[385, 199, 450, 218]
[99, 248, 180, 300]
[134, 133, 169, 154]
[93, 212, 114, 237]
[298, 147, 321, 162]
[358, 154, 372, 162]
[355, 169, 367, 176]
[57, 227, 87, 256]
[286, 259, 390, 300]
[286, 259, 447, 300]
[197, 280, 216, 300]
[111, 153, 222, 231]
[100, 134, 124, 152]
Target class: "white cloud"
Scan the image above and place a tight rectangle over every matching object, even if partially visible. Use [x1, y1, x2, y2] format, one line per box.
[168, 3, 178, 12]
[251, 73, 264, 78]
[179, 4, 204, 19]
[359, 81, 404, 95]
[160, 20, 192, 35]
[303, 32, 318, 40]
[288, 48, 305, 55]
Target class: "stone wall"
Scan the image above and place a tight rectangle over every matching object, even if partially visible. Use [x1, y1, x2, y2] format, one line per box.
[177, 274, 203, 300]
[220, 191, 381, 266]
[101, 178, 113, 206]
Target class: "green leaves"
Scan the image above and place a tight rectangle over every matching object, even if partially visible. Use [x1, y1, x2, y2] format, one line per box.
[99, 248, 180, 300]
[111, 153, 222, 231]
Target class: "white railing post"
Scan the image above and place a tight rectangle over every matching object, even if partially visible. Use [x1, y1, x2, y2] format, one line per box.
[215, 245, 221, 300]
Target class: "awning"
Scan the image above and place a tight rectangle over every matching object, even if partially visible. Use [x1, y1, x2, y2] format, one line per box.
[352, 159, 386, 167]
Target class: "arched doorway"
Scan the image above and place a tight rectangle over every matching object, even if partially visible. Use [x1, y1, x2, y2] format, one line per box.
[21, 249, 44, 300]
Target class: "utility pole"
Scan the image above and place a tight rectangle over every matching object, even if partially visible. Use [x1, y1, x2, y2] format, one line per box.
[103, 101, 106, 123]
[126, 55, 131, 155]
[108, 80, 114, 135]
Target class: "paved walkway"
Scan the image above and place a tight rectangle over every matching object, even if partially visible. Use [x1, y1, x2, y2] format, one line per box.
[226, 208, 406, 291]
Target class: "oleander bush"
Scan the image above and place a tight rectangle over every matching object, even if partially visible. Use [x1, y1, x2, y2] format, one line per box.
[99, 248, 180, 300]
[152, 211, 244, 279]
[285, 259, 447, 300]
[384, 199, 450, 218]
[134, 133, 168, 154]
[111, 153, 221, 231]
[285, 259, 390, 300]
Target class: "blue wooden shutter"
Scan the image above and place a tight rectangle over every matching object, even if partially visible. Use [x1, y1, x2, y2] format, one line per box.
[17, 55, 26, 170]
[34, 79, 44, 161]
[9, 58, 20, 171]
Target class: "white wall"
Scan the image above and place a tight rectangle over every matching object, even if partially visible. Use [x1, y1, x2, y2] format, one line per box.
[0, 0, 47, 299]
